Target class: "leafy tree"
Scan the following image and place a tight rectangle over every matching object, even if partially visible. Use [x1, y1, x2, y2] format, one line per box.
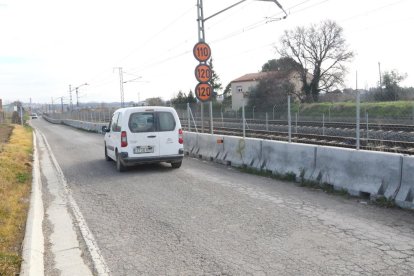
[146, 97, 165, 106]
[187, 90, 197, 103]
[247, 77, 294, 111]
[382, 70, 407, 101]
[261, 57, 301, 72]
[278, 20, 354, 102]
[222, 83, 232, 109]
[170, 91, 187, 106]
[208, 58, 223, 101]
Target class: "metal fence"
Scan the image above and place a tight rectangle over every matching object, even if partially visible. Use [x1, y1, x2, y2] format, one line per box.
[43, 94, 414, 154]
[173, 94, 414, 154]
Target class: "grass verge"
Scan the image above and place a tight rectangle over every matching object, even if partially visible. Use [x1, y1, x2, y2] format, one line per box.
[0, 124, 33, 275]
[292, 100, 414, 118]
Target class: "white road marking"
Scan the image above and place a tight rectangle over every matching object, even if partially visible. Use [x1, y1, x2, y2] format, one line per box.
[37, 129, 111, 276]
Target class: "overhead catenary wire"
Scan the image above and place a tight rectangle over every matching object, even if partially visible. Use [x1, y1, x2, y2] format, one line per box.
[86, 0, 402, 99]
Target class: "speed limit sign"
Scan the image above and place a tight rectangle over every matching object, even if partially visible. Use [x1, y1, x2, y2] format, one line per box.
[195, 83, 212, 102]
[194, 64, 212, 83]
[193, 42, 211, 62]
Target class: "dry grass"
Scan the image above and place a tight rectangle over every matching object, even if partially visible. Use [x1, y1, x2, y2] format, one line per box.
[0, 124, 33, 276]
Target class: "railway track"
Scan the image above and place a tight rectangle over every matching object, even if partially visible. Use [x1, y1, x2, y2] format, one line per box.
[183, 117, 414, 132]
[181, 124, 414, 155]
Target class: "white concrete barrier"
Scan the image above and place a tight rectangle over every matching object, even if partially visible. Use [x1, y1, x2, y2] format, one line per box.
[42, 116, 61, 124]
[222, 136, 262, 168]
[62, 120, 106, 133]
[314, 146, 402, 198]
[395, 156, 414, 209]
[195, 133, 224, 162]
[42, 119, 414, 209]
[261, 141, 317, 180]
[183, 132, 198, 156]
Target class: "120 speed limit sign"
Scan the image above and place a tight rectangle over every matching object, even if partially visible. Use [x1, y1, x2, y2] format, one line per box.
[195, 83, 212, 102]
[194, 64, 212, 83]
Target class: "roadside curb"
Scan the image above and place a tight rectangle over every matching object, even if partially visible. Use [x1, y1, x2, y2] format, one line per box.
[20, 130, 45, 276]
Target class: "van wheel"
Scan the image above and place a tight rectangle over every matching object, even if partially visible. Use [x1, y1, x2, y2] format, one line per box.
[116, 152, 126, 172]
[104, 144, 111, 161]
[171, 161, 182, 169]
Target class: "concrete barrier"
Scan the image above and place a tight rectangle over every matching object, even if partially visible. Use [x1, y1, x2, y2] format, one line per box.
[42, 116, 61, 124]
[314, 146, 402, 198]
[221, 136, 262, 168]
[183, 132, 198, 156]
[195, 133, 225, 162]
[395, 156, 414, 209]
[42, 118, 414, 209]
[261, 141, 317, 180]
[62, 120, 106, 133]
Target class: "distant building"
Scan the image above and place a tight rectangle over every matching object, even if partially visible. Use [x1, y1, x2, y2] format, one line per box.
[230, 70, 306, 111]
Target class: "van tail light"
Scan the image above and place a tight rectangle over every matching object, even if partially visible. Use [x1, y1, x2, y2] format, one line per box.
[121, 131, 128, 147]
[178, 129, 184, 144]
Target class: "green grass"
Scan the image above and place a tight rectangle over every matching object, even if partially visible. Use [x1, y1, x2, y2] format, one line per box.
[292, 100, 414, 118]
[0, 124, 33, 275]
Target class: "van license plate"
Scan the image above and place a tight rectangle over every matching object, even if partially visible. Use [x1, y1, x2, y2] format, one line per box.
[134, 146, 154, 154]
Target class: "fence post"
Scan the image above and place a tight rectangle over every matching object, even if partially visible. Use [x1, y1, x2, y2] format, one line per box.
[201, 103, 204, 133]
[322, 113, 325, 136]
[242, 98, 246, 138]
[288, 95, 291, 143]
[366, 112, 369, 140]
[187, 103, 191, 132]
[356, 89, 361, 150]
[265, 112, 269, 131]
[295, 112, 298, 134]
[209, 101, 213, 134]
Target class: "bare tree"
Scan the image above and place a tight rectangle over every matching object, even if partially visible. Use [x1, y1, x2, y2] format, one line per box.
[278, 20, 354, 102]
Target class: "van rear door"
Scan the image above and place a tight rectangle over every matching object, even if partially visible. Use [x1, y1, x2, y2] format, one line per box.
[127, 112, 160, 158]
[157, 111, 181, 156]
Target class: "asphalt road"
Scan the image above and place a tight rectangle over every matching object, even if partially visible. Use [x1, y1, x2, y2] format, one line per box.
[32, 118, 414, 276]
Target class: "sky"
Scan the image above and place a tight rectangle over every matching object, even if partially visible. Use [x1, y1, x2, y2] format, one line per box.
[1, 0, 414, 105]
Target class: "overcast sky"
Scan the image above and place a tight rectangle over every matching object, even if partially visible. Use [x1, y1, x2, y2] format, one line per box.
[1, 0, 413, 105]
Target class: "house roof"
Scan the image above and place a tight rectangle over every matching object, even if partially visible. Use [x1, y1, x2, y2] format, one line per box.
[231, 71, 292, 83]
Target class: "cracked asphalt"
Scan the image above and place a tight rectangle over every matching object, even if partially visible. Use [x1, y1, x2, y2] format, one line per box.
[32, 119, 414, 275]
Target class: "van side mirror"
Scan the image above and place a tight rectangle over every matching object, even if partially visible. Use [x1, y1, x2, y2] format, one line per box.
[102, 126, 110, 133]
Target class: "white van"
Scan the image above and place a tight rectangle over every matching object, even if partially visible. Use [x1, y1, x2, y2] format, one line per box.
[102, 106, 184, 172]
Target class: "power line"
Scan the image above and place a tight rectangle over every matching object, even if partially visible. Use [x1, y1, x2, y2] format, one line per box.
[86, 5, 196, 86]
[85, 0, 332, 89]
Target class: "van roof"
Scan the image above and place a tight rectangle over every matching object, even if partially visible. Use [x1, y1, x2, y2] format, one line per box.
[114, 106, 176, 113]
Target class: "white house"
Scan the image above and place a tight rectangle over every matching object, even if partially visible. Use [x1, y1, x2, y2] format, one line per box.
[230, 70, 305, 111]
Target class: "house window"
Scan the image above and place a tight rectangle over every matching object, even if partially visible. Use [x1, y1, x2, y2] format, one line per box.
[237, 86, 243, 93]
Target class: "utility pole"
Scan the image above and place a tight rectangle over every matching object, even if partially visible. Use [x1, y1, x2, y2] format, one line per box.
[76, 88, 79, 108]
[378, 62, 383, 93]
[196, 0, 287, 134]
[69, 84, 73, 111]
[114, 67, 125, 108]
[61, 97, 64, 113]
[197, 0, 206, 133]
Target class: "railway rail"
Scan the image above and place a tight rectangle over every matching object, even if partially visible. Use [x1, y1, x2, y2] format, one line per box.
[183, 117, 414, 133]
[181, 123, 414, 155]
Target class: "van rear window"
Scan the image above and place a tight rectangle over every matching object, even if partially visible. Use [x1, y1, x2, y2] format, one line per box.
[158, 112, 176, 131]
[128, 112, 176, 133]
[128, 112, 155, 133]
